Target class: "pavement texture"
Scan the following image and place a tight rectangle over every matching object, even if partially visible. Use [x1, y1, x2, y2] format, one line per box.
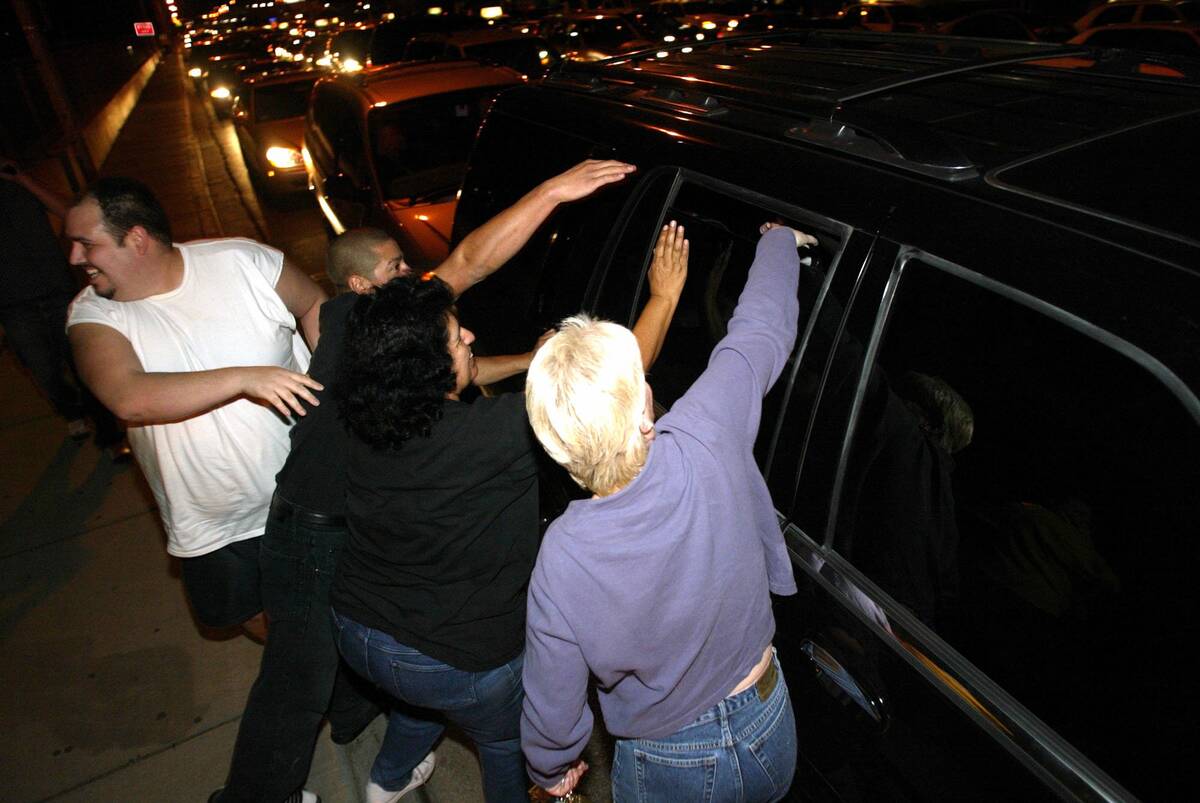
[2, 49, 616, 803]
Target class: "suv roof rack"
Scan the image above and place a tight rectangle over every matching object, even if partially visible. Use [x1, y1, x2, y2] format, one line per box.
[544, 31, 1200, 180]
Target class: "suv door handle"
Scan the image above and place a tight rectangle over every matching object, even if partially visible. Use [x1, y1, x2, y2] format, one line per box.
[801, 639, 888, 731]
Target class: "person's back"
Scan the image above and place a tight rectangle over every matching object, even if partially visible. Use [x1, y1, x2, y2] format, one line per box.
[335, 389, 539, 670]
[522, 223, 812, 801]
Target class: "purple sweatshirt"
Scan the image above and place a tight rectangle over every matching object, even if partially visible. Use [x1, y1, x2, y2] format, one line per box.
[521, 227, 801, 787]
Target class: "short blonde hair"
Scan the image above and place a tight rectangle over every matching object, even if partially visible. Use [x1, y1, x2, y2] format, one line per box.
[526, 314, 648, 495]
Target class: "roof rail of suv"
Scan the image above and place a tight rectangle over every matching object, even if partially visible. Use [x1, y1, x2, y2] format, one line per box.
[545, 31, 1200, 180]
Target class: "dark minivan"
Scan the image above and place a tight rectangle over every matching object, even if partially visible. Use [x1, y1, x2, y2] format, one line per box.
[452, 31, 1200, 802]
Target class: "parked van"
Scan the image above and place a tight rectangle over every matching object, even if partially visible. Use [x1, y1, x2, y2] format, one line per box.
[303, 60, 521, 269]
[453, 31, 1200, 801]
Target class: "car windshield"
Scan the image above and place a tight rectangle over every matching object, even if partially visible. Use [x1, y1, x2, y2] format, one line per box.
[253, 79, 315, 122]
[369, 87, 499, 202]
[889, 7, 927, 23]
[464, 37, 559, 75]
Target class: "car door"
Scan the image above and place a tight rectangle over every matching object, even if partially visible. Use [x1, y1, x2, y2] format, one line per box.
[772, 241, 1200, 801]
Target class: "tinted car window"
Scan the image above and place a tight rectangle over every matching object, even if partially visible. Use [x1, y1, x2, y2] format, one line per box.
[252, 79, 315, 122]
[1140, 5, 1179, 21]
[368, 88, 498, 202]
[831, 256, 1200, 801]
[405, 40, 447, 60]
[1092, 6, 1137, 25]
[371, 24, 413, 66]
[595, 180, 834, 474]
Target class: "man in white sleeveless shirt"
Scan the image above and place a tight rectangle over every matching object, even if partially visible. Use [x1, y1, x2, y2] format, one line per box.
[65, 178, 325, 645]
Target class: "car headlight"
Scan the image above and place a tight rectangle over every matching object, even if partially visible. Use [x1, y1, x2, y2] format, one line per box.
[727, 19, 739, 29]
[188, 67, 203, 78]
[341, 57, 362, 72]
[210, 86, 232, 100]
[266, 146, 303, 169]
[702, 21, 717, 30]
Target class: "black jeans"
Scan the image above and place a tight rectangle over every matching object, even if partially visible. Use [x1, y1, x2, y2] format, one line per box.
[219, 495, 380, 803]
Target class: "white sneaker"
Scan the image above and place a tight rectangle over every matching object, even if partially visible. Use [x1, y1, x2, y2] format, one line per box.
[365, 751, 437, 803]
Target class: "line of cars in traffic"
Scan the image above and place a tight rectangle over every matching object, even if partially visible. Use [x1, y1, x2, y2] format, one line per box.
[183, 0, 1200, 283]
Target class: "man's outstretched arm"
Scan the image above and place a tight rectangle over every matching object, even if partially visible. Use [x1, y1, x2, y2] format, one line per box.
[434, 160, 636, 299]
[69, 324, 323, 424]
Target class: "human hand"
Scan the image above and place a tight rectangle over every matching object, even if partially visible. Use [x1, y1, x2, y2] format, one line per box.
[532, 328, 556, 356]
[237, 367, 324, 417]
[759, 221, 818, 249]
[545, 759, 589, 798]
[545, 159, 636, 204]
[649, 220, 688, 302]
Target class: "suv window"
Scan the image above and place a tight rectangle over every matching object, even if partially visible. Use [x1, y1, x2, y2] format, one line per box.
[463, 38, 559, 77]
[1092, 5, 1137, 26]
[405, 40, 448, 61]
[595, 179, 835, 472]
[1140, 4, 1180, 21]
[368, 88, 498, 202]
[252, 78, 315, 123]
[830, 255, 1200, 801]
[311, 86, 366, 185]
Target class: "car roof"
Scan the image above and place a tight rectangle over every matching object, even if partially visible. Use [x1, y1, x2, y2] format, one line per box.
[540, 30, 1200, 248]
[323, 60, 522, 108]
[557, 31, 1200, 177]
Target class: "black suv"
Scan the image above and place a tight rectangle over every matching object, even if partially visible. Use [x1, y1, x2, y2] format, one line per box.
[453, 31, 1200, 802]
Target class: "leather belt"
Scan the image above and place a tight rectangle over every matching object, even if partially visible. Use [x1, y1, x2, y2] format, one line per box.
[268, 495, 346, 528]
[755, 656, 779, 702]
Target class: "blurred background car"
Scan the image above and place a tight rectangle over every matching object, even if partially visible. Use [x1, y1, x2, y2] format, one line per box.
[232, 69, 319, 200]
[838, 1, 936, 33]
[303, 60, 522, 268]
[1074, 0, 1200, 33]
[541, 10, 655, 60]
[936, 10, 1040, 41]
[404, 28, 562, 79]
[1069, 20, 1200, 54]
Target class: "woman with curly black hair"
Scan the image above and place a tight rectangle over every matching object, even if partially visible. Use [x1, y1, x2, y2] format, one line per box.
[329, 273, 535, 803]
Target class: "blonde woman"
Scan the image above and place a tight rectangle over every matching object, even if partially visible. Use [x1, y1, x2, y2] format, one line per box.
[523, 223, 816, 803]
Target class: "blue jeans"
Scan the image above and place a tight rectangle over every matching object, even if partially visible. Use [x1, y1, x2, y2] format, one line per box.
[611, 651, 796, 803]
[332, 608, 529, 803]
